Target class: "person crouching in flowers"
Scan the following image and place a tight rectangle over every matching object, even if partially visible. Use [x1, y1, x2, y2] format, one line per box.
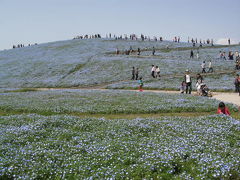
[217, 102, 230, 116]
[138, 77, 143, 92]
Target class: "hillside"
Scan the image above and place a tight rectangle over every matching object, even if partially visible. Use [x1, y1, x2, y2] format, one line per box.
[0, 38, 239, 90]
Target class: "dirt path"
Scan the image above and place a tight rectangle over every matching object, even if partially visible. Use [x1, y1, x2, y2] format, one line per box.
[211, 92, 240, 106]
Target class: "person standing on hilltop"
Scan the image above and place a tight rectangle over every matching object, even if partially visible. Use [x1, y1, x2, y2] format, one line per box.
[131, 67, 135, 80]
[228, 38, 231, 45]
[184, 70, 192, 94]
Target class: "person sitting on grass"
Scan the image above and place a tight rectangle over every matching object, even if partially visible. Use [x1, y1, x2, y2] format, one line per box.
[217, 102, 230, 116]
[138, 77, 143, 92]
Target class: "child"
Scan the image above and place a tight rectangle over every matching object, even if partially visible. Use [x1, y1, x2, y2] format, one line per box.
[180, 81, 186, 94]
[138, 77, 143, 92]
[217, 102, 230, 115]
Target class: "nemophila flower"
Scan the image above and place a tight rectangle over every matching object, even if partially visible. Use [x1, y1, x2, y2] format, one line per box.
[0, 90, 237, 115]
[1, 114, 239, 179]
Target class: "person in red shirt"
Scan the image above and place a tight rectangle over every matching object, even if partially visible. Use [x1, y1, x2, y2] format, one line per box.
[217, 102, 230, 115]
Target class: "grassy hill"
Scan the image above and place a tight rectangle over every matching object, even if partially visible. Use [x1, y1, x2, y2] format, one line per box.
[0, 38, 239, 90]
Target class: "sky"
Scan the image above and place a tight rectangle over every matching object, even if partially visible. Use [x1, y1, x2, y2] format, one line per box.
[0, 0, 239, 50]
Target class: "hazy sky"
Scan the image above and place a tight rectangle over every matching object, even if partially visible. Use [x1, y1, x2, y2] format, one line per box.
[0, 0, 239, 50]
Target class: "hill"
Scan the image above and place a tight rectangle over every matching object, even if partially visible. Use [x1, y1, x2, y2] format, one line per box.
[0, 38, 239, 90]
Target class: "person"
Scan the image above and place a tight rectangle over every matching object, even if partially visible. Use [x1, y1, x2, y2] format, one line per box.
[151, 65, 156, 78]
[234, 74, 240, 95]
[190, 50, 194, 58]
[208, 60, 213, 73]
[196, 73, 203, 95]
[131, 67, 135, 80]
[228, 38, 231, 45]
[219, 51, 222, 59]
[137, 48, 141, 55]
[217, 102, 230, 115]
[116, 48, 120, 55]
[236, 58, 240, 70]
[184, 70, 192, 94]
[201, 61, 206, 73]
[152, 46, 156, 56]
[228, 51, 234, 60]
[223, 52, 226, 60]
[200, 83, 211, 97]
[196, 81, 202, 95]
[196, 73, 204, 83]
[129, 46, 133, 53]
[135, 68, 139, 80]
[180, 81, 186, 94]
[196, 51, 199, 60]
[155, 66, 160, 78]
[138, 77, 143, 92]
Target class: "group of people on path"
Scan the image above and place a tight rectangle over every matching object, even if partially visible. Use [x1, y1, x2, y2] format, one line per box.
[180, 71, 211, 96]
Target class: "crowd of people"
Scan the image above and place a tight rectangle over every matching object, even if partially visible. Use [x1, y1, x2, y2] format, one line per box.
[218, 51, 239, 60]
[73, 34, 101, 40]
[12, 43, 37, 49]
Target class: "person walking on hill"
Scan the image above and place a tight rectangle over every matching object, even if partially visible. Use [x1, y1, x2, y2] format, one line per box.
[135, 68, 139, 80]
[184, 70, 192, 94]
[201, 61, 206, 73]
[131, 67, 135, 80]
[208, 60, 213, 73]
[196, 50, 199, 60]
[155, 66, 160, 78]
[151, 65, 156, 78]
[190, 50, 194, 58]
